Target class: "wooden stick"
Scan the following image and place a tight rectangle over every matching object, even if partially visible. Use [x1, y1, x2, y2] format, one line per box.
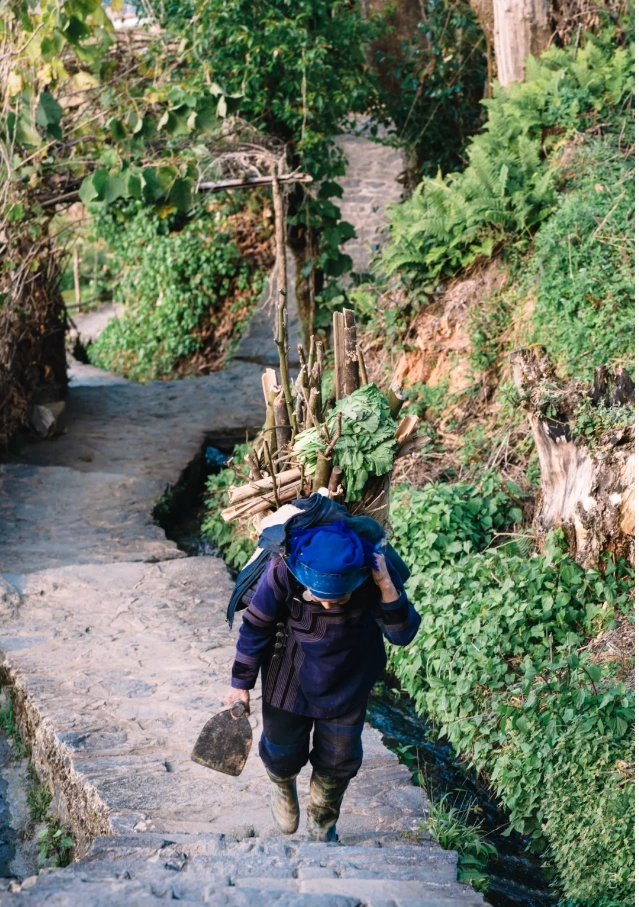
[40, 172, 314, 209]
[328, 466, 343, 494]
[396, 434, 430, 458]
[271, 163, 298, 438]
[295, 390, 305, 432]
[261, 368, 278, 407]
[73, 249, 81, 310]
[357, 344, 368, 386]
[394, 414, 420, 445]
[297, 344, 308, 384]
[312, 453, 333, 492]
[228, 467, 302, 504]
[300, 383, 322, 432]
[264, 387, 278, 459]
[273, 389, 292, 464]
[333, 311, 346, 400]
[264, 443, 280, 510]
[199, 172, 313, 192]
[388, 380, 406, 418]
[324, 412, 342, 457]
[316, 339, 324, 384]
[245, 451, 262, 481]
[308, 387, 321, 425]
[275, 291, 298, 436]
[222, 482, 301, 522]
[343, 308, 359, 395]
[307, 333, 315, 380]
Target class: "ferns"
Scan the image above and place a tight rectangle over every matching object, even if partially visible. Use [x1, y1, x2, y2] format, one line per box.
[381, 41, 634, 286]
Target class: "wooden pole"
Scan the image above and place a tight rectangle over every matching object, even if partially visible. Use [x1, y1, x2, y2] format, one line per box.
[357, 344, 368, 387]
[73, 249, 81, 310]
[273, 389, 292, 464]
[228, 467, 301, 504]
[271, 164, 298, 436]
[343, 308, 359, 396]
[333, 311, 346, 400]
[264, 387, 278, 460]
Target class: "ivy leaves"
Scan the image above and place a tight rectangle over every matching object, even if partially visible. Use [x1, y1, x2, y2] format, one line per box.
[388, 481, 634, 903]
[78, 165, 195, 213]
[3, 0, 238, 232]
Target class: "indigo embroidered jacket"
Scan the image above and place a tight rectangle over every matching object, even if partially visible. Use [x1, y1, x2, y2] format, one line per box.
[231, 555, 421, 718]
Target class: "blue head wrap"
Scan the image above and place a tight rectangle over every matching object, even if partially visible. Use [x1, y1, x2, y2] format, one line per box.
[287, 521, 377, 598]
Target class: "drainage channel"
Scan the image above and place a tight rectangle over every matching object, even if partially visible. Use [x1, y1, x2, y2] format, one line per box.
[367, 685, 557, 907]
[158, 448, 558, 907]
[0, 695, 44, 885]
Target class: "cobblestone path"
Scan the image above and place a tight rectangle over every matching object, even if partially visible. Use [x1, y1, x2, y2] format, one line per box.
[0, 136, 483, 906]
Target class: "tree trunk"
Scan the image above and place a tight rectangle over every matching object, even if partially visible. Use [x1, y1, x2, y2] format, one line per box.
[511, 347, 634, 569]
[469, 0, 495, 95]
[493, 0, 552, 85]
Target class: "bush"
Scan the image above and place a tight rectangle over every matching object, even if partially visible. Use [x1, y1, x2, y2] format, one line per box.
[529, 138, 634, 378]
[88, 198, 269, 381]
[151, 0, 379, 279]
[380, 41, 634, 288]
[374, 0, 487, 177]
[388, 487, 635, 904]
[390, 476, 523, 573]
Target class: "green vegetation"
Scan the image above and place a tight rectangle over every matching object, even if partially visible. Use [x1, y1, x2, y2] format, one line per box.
[422, 795, 497, 893]
[387, 486, 634, 904]
[27, 766, 53, 823]
[0, 689, 27, 758]
[529, 139, 634, 378]
[37, 818, 74, 867]
[375, 0, 487, 176]
[201, 444, 256, 571]
[0, 683, 72, 866]
[151, 0, 378, 278]
[88, 197, 270, 381]
[380, 41, 633, 288]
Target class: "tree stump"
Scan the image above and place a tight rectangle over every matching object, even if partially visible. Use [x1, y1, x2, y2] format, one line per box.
[511, 347, 634, 568]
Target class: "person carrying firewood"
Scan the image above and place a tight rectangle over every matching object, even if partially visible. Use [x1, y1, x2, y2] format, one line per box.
[223, 517, 420, 842]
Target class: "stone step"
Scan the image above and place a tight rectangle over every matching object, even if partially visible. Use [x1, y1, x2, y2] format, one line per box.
[0, 876, 363, 906]
[0, 833, 485, 906]
[1, 871, 485, 907]
[81, 834, 460, 883]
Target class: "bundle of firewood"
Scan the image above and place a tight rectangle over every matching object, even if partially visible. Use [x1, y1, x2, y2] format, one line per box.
[221, 295, 426, 527]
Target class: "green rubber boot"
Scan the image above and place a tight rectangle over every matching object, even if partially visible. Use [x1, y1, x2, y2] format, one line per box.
[306, 771, 349, 842]
[266, 769, 300, 834]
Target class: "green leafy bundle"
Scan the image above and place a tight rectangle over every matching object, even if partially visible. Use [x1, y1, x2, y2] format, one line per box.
[293, 384, 397, 502]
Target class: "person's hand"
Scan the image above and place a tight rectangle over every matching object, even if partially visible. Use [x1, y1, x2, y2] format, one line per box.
[371, 553, 399, 603]
[223, 687, 250, 714]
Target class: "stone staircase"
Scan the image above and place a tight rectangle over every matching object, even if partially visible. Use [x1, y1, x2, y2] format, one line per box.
[2, 833, 484, 905]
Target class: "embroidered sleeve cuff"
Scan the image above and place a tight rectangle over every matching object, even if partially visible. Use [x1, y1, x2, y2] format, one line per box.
[231, 659, 258, 689]
[379, 589, 408, 611]
[231, 677, 255, 690]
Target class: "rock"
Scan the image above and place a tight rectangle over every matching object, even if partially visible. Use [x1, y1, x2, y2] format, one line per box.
[29, 401, 66, 438]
